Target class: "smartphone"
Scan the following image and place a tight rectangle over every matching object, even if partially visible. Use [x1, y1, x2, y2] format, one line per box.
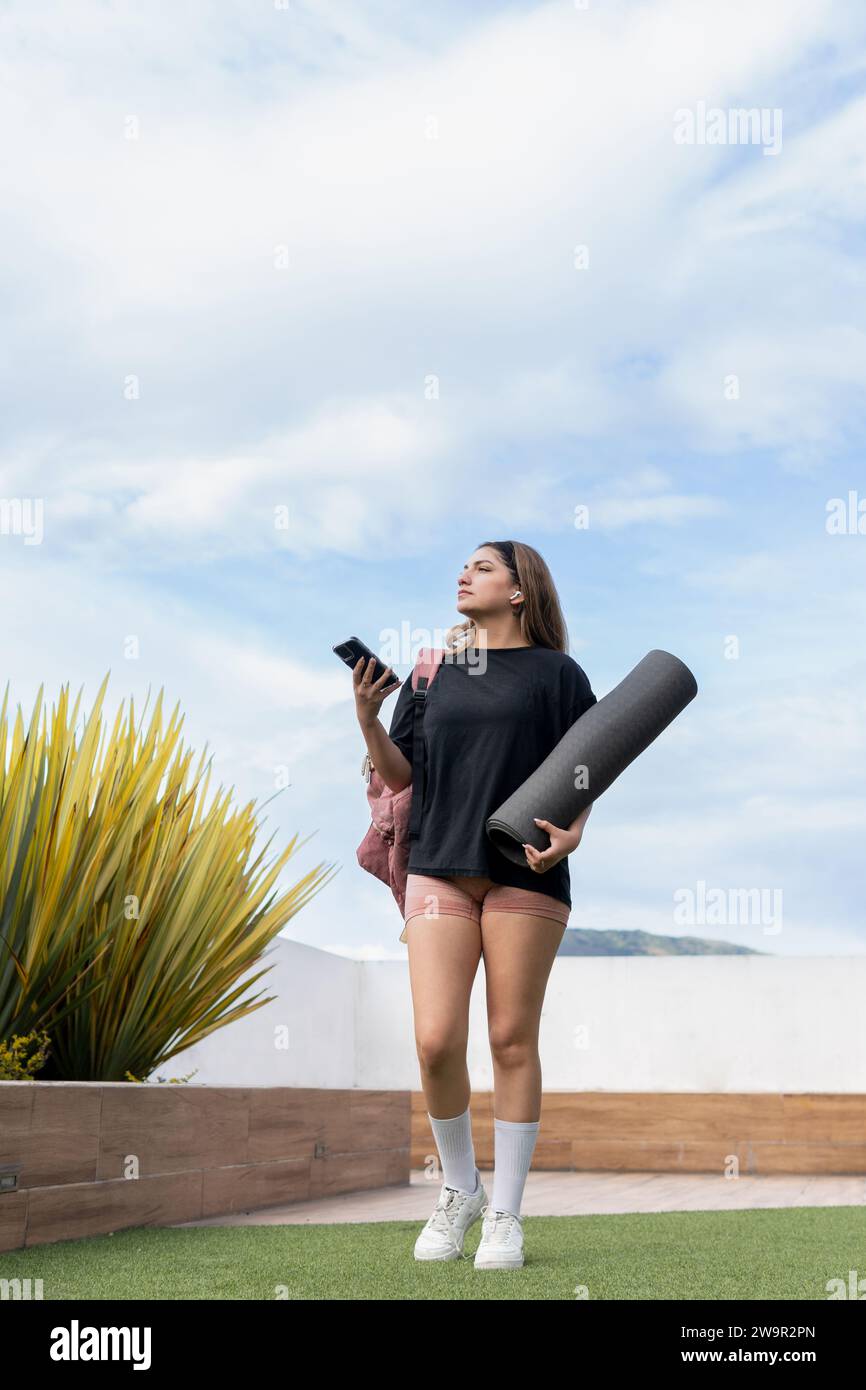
[333, 636, 398, 686]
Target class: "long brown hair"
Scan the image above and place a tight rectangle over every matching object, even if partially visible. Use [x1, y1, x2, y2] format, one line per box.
[444, 540, 570, 654]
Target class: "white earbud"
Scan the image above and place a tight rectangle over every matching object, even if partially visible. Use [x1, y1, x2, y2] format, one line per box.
[511, 590, 522, 599]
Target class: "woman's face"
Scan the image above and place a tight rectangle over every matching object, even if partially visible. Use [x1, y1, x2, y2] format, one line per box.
[456, 548, 514, 616]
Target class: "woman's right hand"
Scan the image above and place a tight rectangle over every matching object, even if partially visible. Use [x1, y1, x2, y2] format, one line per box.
[352, 656, 402, 728]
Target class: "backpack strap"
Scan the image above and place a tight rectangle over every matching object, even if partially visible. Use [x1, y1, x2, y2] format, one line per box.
[407, 647, 445, 840]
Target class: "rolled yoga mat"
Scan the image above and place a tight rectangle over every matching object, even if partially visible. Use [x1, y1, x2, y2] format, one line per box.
[485, 648, 698, 865]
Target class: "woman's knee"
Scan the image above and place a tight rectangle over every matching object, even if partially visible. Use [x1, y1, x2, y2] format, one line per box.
[487, 1022, 537, 1066]
[415, 1029, 468, 1074]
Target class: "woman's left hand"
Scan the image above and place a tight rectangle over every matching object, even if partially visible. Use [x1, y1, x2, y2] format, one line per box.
[522, 817, 582, 874]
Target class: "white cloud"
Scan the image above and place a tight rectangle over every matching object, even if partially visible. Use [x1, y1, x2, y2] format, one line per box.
[1, 0, 862, 563]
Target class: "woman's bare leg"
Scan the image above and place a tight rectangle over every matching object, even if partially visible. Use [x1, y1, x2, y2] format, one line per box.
[479, 910, 566, 1119]
[406, 911, 483, 1116]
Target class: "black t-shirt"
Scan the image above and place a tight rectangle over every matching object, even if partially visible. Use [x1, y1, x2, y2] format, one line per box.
[386, 644, 597, 906]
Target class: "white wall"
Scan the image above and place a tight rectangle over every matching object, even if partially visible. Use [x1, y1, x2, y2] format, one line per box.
[156, 939, 866, 1092]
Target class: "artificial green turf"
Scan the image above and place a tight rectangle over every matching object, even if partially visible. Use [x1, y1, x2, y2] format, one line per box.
[3, 1206, 864, 1300]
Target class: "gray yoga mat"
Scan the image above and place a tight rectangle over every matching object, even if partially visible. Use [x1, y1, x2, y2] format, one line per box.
[486, 648, 698, 865]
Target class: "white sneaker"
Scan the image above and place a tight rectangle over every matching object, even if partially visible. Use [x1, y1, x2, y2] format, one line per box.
[414, 1169, 487, 1261]
[473, 1203, 525, 1269]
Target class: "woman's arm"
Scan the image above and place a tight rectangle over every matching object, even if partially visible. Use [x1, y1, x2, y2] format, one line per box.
[567, 801, 592, 843]
[524, 802, 592, 873]
[360, 717, 413, 793]
[353, 655, 413, 793]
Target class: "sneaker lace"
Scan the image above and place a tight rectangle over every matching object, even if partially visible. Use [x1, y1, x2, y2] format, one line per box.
[425, 1185, 475, 1260]
[481, 1206, 521, 1243]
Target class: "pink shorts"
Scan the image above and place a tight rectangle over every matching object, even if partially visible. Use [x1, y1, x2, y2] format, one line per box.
[403, 873, 571, 929]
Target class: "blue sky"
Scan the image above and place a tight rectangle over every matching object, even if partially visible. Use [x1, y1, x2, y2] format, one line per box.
[1, 0, 865, 957]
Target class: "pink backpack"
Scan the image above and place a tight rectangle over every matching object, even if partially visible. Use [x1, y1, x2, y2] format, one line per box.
[356, 647, 444, 941]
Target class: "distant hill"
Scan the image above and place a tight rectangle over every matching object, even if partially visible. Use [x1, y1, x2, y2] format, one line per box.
[556, 928, 767, 956]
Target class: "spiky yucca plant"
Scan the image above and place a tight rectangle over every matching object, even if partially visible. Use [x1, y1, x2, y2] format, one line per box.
[0, 673, 339, 1080]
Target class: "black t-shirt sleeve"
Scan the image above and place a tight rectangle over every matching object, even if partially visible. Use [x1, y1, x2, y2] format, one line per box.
[386, 674, 416, 765]
[559, 656, 597, 731]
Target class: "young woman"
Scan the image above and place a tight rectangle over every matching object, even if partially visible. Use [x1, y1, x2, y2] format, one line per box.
[352, 539, 596, 1270]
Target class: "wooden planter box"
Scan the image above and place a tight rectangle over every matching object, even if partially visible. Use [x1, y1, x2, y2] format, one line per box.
[0, 1082, 410, 1252]
[412, 1091, 866, 1175]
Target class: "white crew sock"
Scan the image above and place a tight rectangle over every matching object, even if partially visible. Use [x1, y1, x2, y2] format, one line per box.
[428, 1106, 478, 1194]
[491, 1116, 540, 1215]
